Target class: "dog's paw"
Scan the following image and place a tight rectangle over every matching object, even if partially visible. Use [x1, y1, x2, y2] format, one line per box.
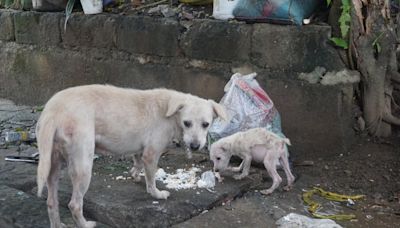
[130, 168, 143, 182]
[84, 221, 96, 228]
[260, 189, 273, 195]
[132, 175, 141, 182]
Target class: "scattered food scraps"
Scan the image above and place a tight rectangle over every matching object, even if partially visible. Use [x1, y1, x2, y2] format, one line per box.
[152, 167, 217, 190]
[155, 167, 201, 190]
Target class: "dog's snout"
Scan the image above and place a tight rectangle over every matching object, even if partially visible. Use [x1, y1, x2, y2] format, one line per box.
[215, 169, 219, 172]
[190, 142, 200, 150]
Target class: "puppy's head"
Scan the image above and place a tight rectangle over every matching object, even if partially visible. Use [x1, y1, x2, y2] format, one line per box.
[210, 141, 231, 172]
[166, 96, 227, 151]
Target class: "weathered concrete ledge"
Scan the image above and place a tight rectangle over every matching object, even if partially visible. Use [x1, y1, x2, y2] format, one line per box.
[0, 146, 253, 228]
[0, 9, 353, 158]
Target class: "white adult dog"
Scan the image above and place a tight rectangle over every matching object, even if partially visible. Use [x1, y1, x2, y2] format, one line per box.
[36, 84, 227, 228]
[210, 128, 295, 195]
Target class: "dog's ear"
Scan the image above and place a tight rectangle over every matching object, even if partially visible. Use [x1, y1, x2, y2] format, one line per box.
[209, 100, 228, 121]
[166, 99, 184, 117]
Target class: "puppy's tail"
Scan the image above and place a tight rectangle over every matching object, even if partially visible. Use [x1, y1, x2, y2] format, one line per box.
[282, 137, 291, 146]
[37, 116, 56, 198]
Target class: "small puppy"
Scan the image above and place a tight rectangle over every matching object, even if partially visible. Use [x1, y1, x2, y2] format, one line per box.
[210, 127, 295, 195]
[36, 84, 227, 228]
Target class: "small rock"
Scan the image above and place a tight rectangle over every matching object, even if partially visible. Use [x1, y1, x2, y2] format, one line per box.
[116, 176, 124, 180]
[182, 11, 194, 20]
[161, 7, 176, 17]
[294, 160, 314, 166]
[344, 170, 352, 176]
[324, 165, 329, 170]
[383, 175, 390, 181]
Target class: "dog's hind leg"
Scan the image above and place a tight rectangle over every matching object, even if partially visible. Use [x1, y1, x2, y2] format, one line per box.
[46, 148, 64, 228]
[67, 132, 96, 228]
[142, 147, 170, 199]
[130, 153, 143, 182]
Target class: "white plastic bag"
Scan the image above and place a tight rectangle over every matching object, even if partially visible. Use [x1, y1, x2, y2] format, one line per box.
[81, 0, 102, 14]
[208, 72, 284, 144]
[276, 213, 343, 228]
[197, 171, 216, 189]
[213, 0, 240, 20]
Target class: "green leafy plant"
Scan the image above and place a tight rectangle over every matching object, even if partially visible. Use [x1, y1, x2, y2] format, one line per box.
[330, 0, 351, 49]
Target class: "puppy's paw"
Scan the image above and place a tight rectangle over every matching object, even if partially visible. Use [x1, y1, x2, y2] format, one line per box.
[283, 185, 292, 191]
[214, 172, 224, 183]
[84, 221, 96, 228]
[260, 189, 273, 195]
[233, 174, 245, 180]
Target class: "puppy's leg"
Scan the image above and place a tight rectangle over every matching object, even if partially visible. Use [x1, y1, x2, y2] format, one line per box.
[46, 149, 64, 228]
[142, 147, 170, 199]
[260, 153, 282, 195]
[67, 134, 96, 228]
[130, 153, 143, 182]
[227, 160, 244, 172]
[233, 154, 251, 180]
[279, 148, 295, 191]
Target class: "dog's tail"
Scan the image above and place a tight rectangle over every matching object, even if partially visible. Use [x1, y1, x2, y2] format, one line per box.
[37, 116, 56, 198]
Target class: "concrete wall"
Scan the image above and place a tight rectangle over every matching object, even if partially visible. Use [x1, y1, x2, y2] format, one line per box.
[0, 10, 354, 159]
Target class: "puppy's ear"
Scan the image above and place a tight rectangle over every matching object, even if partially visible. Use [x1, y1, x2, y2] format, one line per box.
[166, 99, 184, 117]
[209, 100, 228, 121]
[220, 142, 229, 152]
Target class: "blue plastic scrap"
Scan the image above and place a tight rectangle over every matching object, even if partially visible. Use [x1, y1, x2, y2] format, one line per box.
[233, 0, 322, 25]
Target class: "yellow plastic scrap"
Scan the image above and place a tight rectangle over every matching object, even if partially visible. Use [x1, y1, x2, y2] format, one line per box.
[302, 187, 365, 220]
[179, 0, 213, 5]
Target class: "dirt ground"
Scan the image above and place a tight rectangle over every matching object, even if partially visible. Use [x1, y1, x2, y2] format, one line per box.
[89, 135, 400, 227]
[1, 134, 400, 227]
[287, 136, 400, 227]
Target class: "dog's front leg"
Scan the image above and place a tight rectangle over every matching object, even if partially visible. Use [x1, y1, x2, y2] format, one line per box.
[233, 155, 251, 180]
[142, 147, 170, 199]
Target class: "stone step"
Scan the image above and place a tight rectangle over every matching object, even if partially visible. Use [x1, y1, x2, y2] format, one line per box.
[0, 185, 76, 228]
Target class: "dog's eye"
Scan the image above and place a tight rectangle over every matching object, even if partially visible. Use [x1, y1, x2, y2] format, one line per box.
[183, 121, 192, 128]
[202, 122, 209, 128]
[216, 157, 221, 160]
